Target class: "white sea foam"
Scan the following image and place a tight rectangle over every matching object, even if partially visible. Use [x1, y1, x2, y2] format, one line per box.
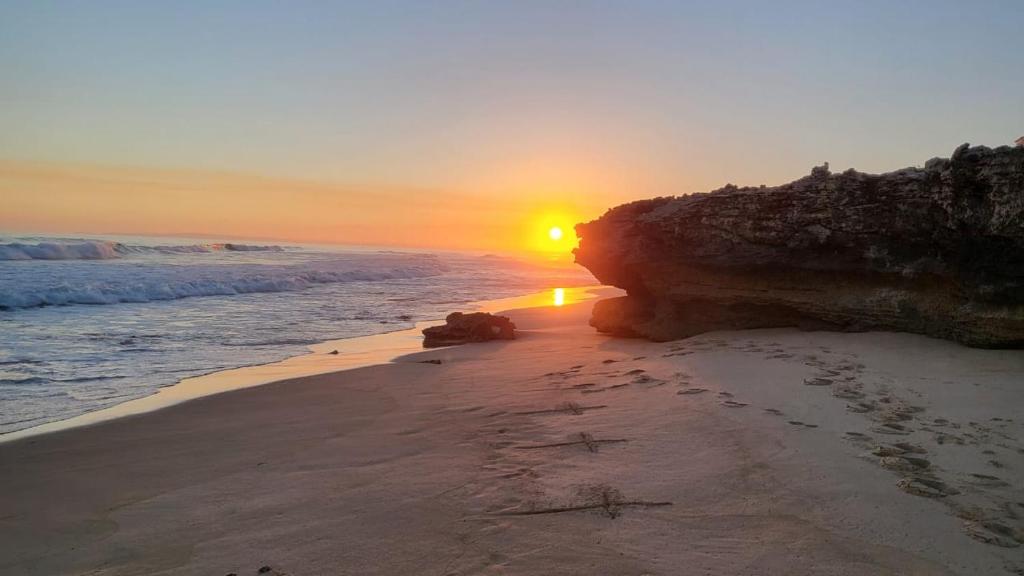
[0, 241, 122, 260]
[0, 240, 286, 261]
[0, 261, 446, 309]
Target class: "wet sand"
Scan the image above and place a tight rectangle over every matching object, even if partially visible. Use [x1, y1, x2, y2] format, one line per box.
[2, 297, 1024, 575]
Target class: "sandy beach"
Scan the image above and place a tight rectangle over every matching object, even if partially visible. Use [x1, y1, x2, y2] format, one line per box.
[3, 295, 1023, 576]
[4, 3, 1022, 575]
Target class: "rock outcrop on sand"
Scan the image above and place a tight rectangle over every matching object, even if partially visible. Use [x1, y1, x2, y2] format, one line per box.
[574, 144, 1024, 348]
[422, 312, 516, 348]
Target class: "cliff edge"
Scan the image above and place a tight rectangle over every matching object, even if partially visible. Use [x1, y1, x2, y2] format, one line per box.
[574, 143, 1024, 348]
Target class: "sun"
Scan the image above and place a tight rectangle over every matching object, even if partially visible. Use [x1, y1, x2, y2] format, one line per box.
[528, 213, 578, 253]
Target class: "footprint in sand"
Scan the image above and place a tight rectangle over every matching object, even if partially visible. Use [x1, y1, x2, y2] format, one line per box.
[678, 388, 709, 395]
[962, 520, 1023, 548]
[935, 432, 966, 446]
[872, 422, 911, 436]
[871, 445, 908, 457]
[847, 401, 876, 414]
[897, 476, 961, 498]
[891, 442, 927, 454]
[967, 473, 1010, 488]
[833, 385, 865, 400]
[843, 432, 876, 446]
[879, 401, 924, 422]
[804, 377, 833, 387]
[763, 408, 784, 416]
[879, 456, 931, 472]
[721, 400, 748, 408]
[624, 369, 645, 375]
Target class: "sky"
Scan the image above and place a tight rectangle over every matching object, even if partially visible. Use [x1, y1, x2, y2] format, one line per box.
[1, 0, 1022, 253]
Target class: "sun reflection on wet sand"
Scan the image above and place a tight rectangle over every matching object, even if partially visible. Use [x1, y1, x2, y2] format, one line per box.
[553, 287, 565, 306]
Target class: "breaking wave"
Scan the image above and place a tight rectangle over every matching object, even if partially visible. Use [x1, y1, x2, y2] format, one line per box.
[0, 263, 445, 310]
[0, 240, 286, 261]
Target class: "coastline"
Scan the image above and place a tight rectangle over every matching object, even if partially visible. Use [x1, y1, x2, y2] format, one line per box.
[2, 292, 1024, 574]
[0, 286, 608, 443]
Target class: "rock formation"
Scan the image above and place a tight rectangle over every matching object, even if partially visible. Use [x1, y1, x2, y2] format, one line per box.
[422, 312, 516, 348]
[574, 144, 1024, 348]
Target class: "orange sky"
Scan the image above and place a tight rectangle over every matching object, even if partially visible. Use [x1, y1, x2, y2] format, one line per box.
[0, 160, 609, 255]
[3, 3, 1021, 257]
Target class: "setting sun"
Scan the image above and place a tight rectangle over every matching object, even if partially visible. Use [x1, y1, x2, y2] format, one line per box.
[525, 212, 581, 254]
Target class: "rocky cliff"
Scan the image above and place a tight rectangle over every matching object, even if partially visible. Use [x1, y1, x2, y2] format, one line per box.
[574, 144, 1024, 348]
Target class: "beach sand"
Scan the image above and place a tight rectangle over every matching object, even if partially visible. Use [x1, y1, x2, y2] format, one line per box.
[2, 297, 1024, 575]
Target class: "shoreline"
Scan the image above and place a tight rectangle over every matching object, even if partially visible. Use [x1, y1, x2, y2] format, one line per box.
[0, 286, 610, 444]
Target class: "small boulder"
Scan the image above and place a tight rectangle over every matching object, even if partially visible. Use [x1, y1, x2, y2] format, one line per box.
[422, 312, 516, 348]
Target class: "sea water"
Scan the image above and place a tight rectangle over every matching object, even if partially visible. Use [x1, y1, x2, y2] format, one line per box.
[0, 234, 593, 434]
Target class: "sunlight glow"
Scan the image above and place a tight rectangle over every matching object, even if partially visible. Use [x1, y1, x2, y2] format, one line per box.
[526, 212, 581, 254]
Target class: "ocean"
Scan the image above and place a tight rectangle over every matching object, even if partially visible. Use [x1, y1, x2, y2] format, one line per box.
[0, 234, 593, 435]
